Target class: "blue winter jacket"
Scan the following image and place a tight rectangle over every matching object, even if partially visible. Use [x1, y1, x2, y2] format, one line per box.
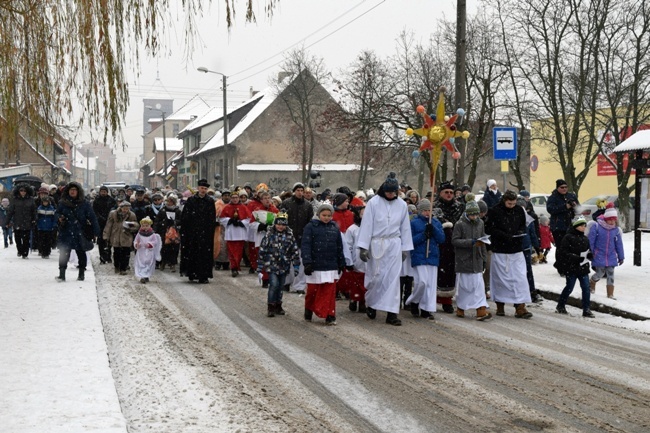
[588, 219, 624, 267]
[36, 204, 58, 231]
[410, 215, 446, 267]
[301, 218, 345, 271]
[521, 220, 540, 251]
[55, 182, 100, 250]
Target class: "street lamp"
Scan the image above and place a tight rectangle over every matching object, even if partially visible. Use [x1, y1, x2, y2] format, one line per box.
[146, 104, 168, 183]
[197, 66, 229, 186]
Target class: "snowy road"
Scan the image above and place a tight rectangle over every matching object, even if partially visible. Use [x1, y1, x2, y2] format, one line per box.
[96, 256, 650, 433]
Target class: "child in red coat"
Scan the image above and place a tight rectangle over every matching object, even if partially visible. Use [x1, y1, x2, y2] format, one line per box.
[539, 215, 555, 264]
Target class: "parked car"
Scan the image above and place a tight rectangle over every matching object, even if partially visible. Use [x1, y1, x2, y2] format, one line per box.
[579, 195, 635, 226]
[529, 193, 551, 218]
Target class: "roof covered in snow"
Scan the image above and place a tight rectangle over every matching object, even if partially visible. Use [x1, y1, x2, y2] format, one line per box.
[613, 130, 650, 152]
[154, 137, 183, 152]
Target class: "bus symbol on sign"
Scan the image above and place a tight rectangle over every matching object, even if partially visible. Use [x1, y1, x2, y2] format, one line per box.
[493, 127, 518, 160]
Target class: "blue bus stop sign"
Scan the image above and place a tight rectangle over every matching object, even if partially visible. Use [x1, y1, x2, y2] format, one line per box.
[493, 127, 518, 160]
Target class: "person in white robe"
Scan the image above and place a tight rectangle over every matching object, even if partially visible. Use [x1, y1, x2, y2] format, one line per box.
[133, 217, 162, 283]
[357, 172, 413, 326]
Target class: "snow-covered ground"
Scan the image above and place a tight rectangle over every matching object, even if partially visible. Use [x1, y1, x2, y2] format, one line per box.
[0, 230, 648, 431]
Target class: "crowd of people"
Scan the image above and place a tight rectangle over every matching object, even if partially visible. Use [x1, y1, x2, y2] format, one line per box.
[0, 173, 624, 324]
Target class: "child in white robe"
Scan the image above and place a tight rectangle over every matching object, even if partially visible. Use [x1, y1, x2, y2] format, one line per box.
[133, 217, 162, 283]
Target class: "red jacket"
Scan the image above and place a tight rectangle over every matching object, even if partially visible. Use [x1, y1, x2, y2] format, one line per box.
[332, 208, 354, 233]
[539, 224, 554, 249]
[220, 203, 251, 221]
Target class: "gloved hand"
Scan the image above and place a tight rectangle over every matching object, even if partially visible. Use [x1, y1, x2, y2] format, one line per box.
[402, 251, 408, 261]
[442, 221, 453, 229]
[359, 248, 369, 262]
[257, 223, 267, 232]
[424, 223, 434, 239]
[345, 265, 354, 271]
[618, 259, 624, 266]
[587, 252, 594, 261]
[293, 265, 300, 277]
[304, 264, 313, 276]
[227, 217, 237, 226]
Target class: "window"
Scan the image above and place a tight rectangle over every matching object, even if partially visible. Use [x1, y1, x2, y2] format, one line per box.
[172, 123, 180, 135]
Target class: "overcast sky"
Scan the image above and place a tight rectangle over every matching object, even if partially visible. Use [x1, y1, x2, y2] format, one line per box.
[107, 0, 479, 168]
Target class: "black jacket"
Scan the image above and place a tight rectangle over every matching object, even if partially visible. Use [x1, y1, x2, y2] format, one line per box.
[6, 184, 36, 230]
[485, 202, 527, 254]
[546, 189, 579, 232]
[92, 195, 117, 228]
[280, 196, 313, 247]
[555, 226, 591, 276]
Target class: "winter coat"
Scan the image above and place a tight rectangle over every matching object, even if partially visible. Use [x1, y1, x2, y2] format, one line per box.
[257, 225, 301, 275]
[36, 204, 57, 231]
[0, 204, 8, 227]
[588, 219, 624, 267]
[153, 205, 181, 243]
[332, 208, 354, 233]
[145, 202, 165, 223]
[55, 182, 100, 249]
[301, 217, 345, 271]
[485, 201, 527, 254]
[546, 189, 579, 232]
[433, 196, 464, 224]
[556, 226, 591, 276]
[179, 193, 217, 280]
[482, 189, 502, 209]
[539, 224, 554, 249]
[131, 199, 149, 222]
[92, 194, 117, 228]
[452, 214, 487, 273]
[103, 209, 139, 247]
[521, 219, 540, 251]
[6, 184, 36, 230]
[280, 195, 314, 247]
[410, 214, 445, 267]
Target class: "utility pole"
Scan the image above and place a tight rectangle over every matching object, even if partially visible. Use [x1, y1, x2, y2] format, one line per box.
[454, 0, 468, 187]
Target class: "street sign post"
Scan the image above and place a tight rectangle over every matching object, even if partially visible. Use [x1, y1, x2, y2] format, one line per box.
[493, 127, 518, 160]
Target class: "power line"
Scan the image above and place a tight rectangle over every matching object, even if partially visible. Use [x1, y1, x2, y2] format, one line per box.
[229, 0, 386, 86]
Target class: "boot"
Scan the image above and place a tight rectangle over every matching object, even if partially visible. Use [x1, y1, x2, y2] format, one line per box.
[606, 285, 616, 300]
[349, 301, 358, 312]
[386, 312, 402, 326]
[556, 305, 568, 314]
[77, 268, 85, 281]
[55, 266, 66, 282]
[515, 303, 533, 319]
[304, 308, 313, 321]
[267, 304, 275, 317]
[410, 302, 420, 317]
[358, 301, 367, 313]
[456, 308, 465, 318]
[476, 306, 492, 321]
[590, 279, 597, 294]
[276, 302, 286, 315]
[496, 302, 505, 316]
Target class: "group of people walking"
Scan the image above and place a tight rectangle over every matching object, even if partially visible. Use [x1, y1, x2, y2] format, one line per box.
[1, 172, 624, 324]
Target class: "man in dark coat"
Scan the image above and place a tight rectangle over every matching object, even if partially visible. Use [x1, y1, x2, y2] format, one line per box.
[131, 188, 149, 222]
[180, 179, 217, 283]
[280, 182, 314, 293]
[6, 183, 36, 258]
[92, 185, 117, 264]
[545, 179, 579, 272]
[433, 181, 465, 313]
[55, 182, 100, 282]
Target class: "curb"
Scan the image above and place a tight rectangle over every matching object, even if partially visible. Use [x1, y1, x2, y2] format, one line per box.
[539, 290, 649, 321]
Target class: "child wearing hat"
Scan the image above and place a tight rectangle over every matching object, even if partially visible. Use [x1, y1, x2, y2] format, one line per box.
[133, 217, 162, 283]
[35, 196, 57, 259]
[257, 212, 301, 317]
[405, 199, 446, 320]
[452, 200, 491, 320]
[588, 206, 624, 299]
[302, 203, 346, 325]
[0, 197, 12, 248]
[538, 215, 555, 264]
[555, 216, 595, 317]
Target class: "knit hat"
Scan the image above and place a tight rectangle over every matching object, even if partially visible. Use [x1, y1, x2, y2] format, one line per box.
[461, 184, 471, 192]
[572, 215, 587, 227]
[407, 204, 417, 215]
[603, 207, 618, 220]
[556, 179, 568, 188]
[465, 200, 480, 215]
[477, 200, 488, 214]
[292, 182, 305, 192]
[439, 180, 454, 192]
[317, 203, 334, 215]
[140, 217, 153, 226]
[38, 186, 49, 194]
[119, 201, 131, 207]
[417, 199, 431, 213]
[539, 214, 549, 224]
[487, 179, 497, 188]
[333, 193, 348, 207]
[151, 193, 164, 201]
[166, 194, 178, 204]
[274, 212, 289, 225]
[519, 190, 530, 197]
[99, 185, 109, 192]
[382, 172, 400, 192]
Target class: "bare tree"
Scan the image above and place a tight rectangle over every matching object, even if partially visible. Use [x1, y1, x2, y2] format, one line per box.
[273, 48, 332, 183]
[0, 0, 277, 159]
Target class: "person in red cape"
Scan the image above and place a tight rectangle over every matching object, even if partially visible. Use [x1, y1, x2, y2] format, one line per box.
[219, 189, 252, 277]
